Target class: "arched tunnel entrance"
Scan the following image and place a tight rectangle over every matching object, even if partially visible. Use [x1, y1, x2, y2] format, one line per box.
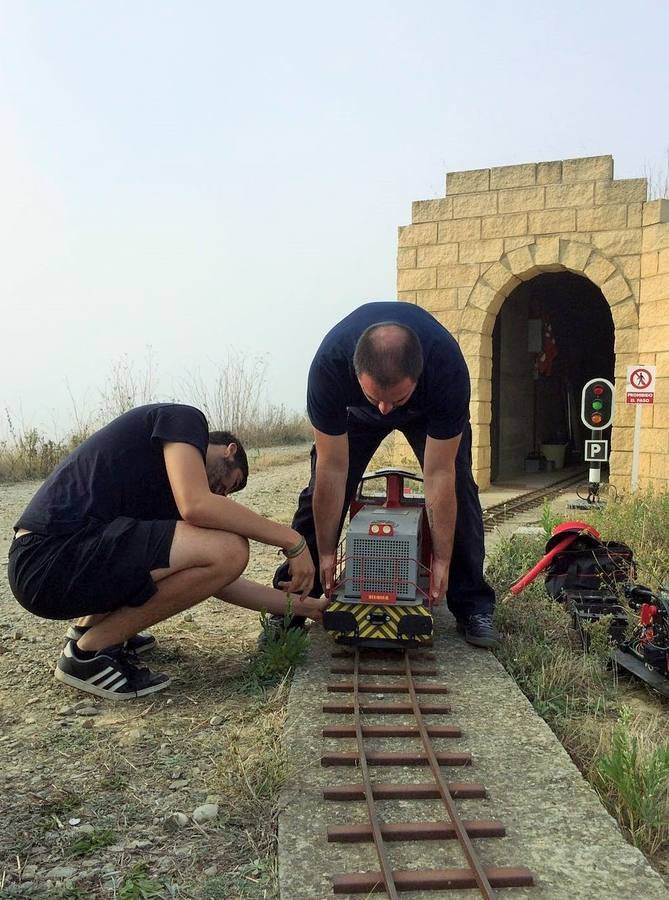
[491, 271, 614, 482]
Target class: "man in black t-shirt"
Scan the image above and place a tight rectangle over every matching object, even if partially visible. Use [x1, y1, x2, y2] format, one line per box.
[8, 404, 322, 699]
[272, 302, 498, 648]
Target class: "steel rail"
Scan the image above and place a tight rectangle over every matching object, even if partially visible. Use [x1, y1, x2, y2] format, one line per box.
[403, 651, 497, 900]
[352, 648, 399, 900]
[324, 650, 533, 895]
[482, 472, 583, 531]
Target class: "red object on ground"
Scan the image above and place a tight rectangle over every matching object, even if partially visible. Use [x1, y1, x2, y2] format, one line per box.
[640, 604, 657, 627]
[509, 521, 601, 595]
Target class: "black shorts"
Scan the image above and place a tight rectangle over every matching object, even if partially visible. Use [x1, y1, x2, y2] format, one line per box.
[7, 518, 176, 620]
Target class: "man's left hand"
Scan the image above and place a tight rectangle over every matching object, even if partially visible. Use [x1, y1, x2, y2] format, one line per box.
[430, 558, 450, 605]
[277, 545, 315, 602]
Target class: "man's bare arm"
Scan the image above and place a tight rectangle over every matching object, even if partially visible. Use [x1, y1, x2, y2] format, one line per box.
[423, 433, 462, 603]
[164, 442, 299, 547]
[312, 429, 349, 593]
[163, 442, 314, 599]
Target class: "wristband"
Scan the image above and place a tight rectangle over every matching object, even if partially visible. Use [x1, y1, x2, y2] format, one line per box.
[282, 536, 306, 559]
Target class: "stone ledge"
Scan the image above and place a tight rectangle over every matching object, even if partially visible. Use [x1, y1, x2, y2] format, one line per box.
[447, 167, 491, 194]
[562, 155, 613, 182]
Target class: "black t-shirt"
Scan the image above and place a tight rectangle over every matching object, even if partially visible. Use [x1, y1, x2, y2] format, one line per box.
[15, 404, 209, 536]
[307, 302, 470, 439]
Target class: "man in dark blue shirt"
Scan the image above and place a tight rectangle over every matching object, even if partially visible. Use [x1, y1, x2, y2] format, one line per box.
[8, 404, 324, 700]
[273, 302, 498, 647]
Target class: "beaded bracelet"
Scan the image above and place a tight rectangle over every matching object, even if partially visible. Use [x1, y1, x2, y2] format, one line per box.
[282, 535, 306, 559]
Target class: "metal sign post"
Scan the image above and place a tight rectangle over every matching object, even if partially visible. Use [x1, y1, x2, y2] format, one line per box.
[626, 365, 656, 493]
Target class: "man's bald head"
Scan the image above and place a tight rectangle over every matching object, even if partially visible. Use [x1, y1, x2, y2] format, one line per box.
[353, 323, 424, 388]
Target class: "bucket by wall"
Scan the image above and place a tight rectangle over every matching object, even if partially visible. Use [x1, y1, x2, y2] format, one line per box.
[540, 442, 568, 470]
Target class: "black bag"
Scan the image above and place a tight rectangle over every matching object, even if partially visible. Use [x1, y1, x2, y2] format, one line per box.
[545, 539, 636, 600]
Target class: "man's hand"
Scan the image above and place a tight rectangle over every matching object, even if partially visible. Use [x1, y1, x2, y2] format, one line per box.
[277, 545, 315, 602]
[430, 557, 450, 605]
[301, 595, 329, 622]
[319, 553, 336, 598]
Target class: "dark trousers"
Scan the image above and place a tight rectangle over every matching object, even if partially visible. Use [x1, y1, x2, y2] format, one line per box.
[274, 417, 495, 620]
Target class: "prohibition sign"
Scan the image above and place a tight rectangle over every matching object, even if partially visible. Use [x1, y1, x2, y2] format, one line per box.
[630, 367, 652, 390]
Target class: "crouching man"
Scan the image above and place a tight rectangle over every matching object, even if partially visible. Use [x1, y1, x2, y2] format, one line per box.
[7, 403, 322, 700]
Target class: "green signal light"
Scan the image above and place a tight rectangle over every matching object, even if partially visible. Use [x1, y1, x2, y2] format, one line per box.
[592, 400, 603, 410]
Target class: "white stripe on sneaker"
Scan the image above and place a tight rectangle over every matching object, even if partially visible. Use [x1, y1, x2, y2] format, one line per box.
[86, 666, 114, 684]
[98, 672, 128, 691]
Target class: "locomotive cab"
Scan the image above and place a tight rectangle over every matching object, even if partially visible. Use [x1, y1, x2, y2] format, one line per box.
[322, 468, 434, 648]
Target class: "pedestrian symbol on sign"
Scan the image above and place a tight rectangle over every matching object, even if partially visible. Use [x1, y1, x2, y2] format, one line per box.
[631, 368, 652, 389]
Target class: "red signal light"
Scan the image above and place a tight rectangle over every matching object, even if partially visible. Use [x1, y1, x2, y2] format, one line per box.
[593, 386, 605, 396]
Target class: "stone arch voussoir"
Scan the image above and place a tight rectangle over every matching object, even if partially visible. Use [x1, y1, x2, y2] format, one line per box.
[463, 238, 638, 339]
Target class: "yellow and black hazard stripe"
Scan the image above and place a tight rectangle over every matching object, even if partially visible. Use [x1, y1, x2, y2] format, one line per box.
[324, 601, 432, 642]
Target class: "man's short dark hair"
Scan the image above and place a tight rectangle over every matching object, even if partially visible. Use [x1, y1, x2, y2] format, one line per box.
[353, 323, 424, 387]
[208, 430, 248, 490]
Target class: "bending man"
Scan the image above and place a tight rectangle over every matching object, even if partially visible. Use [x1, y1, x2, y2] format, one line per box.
[272, 301, 498, 648]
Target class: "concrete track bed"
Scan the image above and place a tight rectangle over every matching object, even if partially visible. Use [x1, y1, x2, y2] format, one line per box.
[278, 615, 667, 899]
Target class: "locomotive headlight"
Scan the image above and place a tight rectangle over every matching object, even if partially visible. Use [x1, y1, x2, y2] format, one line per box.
[368, 521, 395, 536]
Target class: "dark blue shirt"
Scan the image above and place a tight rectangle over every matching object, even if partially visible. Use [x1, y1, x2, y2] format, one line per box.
[15, 404, 209, 535]
[307, 302, 470, 439]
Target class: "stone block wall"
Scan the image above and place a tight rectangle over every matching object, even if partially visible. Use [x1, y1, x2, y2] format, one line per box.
[397, 155, 669, 491]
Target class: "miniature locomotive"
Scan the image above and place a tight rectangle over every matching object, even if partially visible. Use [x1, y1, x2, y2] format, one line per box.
[322, 468, 434, 648]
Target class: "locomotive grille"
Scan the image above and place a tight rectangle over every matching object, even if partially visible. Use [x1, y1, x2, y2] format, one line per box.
[349, 537, 411, 597]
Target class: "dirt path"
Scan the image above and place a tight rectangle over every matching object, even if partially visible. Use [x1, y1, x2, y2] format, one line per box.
[0, 456, 312, 899]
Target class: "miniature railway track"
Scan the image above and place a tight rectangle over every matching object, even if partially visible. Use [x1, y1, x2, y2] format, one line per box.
[322, 647, 534, 897]
[481, 472, 584, 532]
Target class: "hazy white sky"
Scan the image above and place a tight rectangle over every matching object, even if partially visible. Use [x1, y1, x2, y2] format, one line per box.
[1, 0, 668, 437]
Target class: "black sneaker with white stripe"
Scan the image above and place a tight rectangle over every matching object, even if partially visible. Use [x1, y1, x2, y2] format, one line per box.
[65, 625, 157, 655]
[55, 641, 171, 700]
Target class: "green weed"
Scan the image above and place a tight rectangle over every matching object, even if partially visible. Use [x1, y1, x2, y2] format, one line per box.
[65, 826, 117, 858]
[116, 865, 164, 900]
[595, 708, 669, 855]
[250, 607, 310, 683]
[539, 498, 563, 537]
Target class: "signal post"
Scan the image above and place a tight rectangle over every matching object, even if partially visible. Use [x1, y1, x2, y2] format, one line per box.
[580, 378, 614, 505]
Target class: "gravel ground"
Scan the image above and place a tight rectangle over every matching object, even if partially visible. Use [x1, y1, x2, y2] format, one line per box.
[0, 453, 313, 899]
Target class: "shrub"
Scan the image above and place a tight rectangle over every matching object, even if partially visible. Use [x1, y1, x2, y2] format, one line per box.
[595, 708, 669, 855]
[251, 606, 310, 683]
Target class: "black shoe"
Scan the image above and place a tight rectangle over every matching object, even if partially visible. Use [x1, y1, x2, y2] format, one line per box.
[55, 641, 171, 700]
[65, 625, 157, 655]
[456, 613, 500, 649]
[258, 614, 308, 646]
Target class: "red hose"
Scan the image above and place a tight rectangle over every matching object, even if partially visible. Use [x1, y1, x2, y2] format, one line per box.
[510, 534, 580, 595]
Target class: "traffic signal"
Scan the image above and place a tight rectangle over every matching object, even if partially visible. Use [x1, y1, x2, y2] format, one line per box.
[580, 378, 614, 430]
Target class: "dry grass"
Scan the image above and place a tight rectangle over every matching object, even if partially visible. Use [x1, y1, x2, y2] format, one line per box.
[1, 353, 312, 483]
[487, 491, 669, 868]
